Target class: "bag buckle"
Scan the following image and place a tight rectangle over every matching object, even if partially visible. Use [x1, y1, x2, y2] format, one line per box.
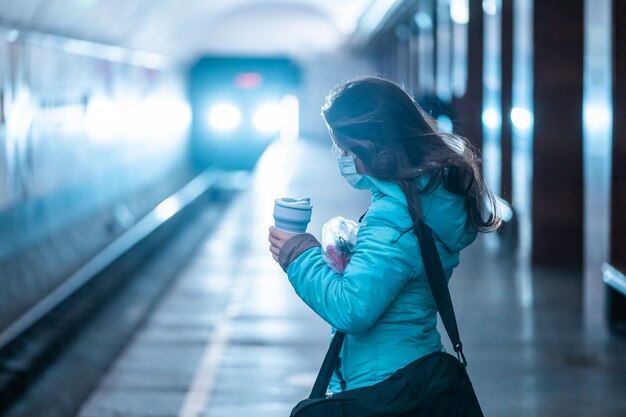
[454, 342, 468, 368]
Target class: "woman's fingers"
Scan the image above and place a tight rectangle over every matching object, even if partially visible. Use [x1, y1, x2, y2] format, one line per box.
[268, 226, 295, 243]
[269, 243, 281, 264]
[268, 232, 282, 247]
[268, 226, 297, 265]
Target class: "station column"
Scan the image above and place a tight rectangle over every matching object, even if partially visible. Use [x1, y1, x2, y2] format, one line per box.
[452, 0, 483, 151]
[500, 0, 513, 203]
[532, 1, 584, 266]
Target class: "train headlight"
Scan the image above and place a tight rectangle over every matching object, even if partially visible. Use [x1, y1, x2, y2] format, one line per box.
[207, 103, 241, 131]
[253, 103, 282, 133]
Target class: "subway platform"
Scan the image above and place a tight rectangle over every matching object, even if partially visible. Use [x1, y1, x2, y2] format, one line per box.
[64, 139, 626, 417]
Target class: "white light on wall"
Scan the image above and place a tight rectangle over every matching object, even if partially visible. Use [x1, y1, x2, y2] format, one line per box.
[450, 0, 469, 24]
[482, 0, 498, 16]
[87, 94, 191, 143]
[139, 96, 191, 136]
[207, 103, 241, 132]
[482, 107, 501, 130]
[86, 95, 119, 142]
[117, 100, 143, 137]
[6, 91, 34, 141]
[511, 107, 533, 131]
[414, 11, 433, 30]
[583, 102, 612, 133]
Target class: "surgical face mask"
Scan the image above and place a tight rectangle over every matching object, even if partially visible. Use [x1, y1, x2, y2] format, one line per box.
[337, 155, 371, 189]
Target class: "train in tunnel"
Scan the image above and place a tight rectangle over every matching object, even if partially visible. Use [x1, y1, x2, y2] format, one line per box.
[189, 56, 301, 170]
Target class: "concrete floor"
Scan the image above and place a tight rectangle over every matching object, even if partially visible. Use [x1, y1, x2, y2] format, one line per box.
[77, 138, 626, 417]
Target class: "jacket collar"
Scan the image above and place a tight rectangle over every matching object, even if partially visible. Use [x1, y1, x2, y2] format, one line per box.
[367, 176, 431, 206]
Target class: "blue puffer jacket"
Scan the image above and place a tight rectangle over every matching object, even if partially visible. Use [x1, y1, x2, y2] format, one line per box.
[283, 176, 477, 394]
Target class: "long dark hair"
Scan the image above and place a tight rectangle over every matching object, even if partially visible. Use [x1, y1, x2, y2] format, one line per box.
[321, 75, 501, 232]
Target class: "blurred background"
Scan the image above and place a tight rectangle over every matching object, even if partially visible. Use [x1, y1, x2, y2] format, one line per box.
[0, 0, 624, 416]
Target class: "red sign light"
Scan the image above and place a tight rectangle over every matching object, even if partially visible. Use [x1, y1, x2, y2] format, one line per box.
[234, 73, 263, 89]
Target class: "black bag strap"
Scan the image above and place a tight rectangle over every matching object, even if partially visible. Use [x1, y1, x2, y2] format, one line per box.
[308, 220, 466, 399]
[415, 221, 467, 367]
[309, 331, 345, 398]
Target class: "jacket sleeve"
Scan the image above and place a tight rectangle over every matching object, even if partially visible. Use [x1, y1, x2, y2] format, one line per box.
[285, 205, 421, 334]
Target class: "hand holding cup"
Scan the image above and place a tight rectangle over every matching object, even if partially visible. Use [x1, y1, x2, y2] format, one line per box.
[269, 197, 312, 262]
[268, 226, 296, 261]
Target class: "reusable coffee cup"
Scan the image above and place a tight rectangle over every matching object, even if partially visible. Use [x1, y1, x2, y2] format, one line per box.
[273, 197, 313, 234]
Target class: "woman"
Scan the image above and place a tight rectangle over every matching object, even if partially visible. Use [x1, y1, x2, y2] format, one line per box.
[268, 76, 500, 399]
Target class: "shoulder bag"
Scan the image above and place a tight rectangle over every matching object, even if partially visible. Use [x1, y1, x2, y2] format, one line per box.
[290, 221, 485, 417]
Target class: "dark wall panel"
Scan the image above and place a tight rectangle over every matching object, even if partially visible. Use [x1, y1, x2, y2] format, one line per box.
[532, 1, 584, 266]
[612, 0, 626, 270]
[501, 0, 513, 203]
[608, 0, 626, 331]
[452, 0, 483, 151]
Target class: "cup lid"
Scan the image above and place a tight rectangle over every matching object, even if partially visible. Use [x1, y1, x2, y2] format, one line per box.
[275, 197, 312, 208]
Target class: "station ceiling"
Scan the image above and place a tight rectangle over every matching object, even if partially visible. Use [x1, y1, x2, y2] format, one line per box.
[0, 0, 375, 60]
